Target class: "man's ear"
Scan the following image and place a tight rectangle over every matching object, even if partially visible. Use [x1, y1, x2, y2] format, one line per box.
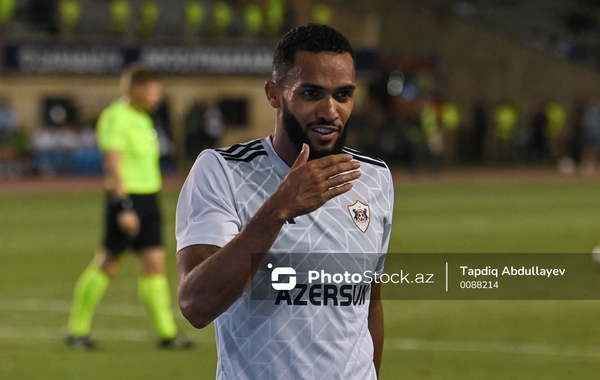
[264, 80, 280, 109]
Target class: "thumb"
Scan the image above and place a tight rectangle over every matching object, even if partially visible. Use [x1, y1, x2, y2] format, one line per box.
[291, 143, 309, 169]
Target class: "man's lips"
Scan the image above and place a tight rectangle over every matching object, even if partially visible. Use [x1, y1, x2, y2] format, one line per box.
[310, 125, 339, 135]
[308, 126, 339, 142]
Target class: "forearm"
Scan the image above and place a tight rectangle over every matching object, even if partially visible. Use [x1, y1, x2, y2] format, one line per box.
[178, 196, 288, 328]
[103, 151, 127, 198]
[369, 299, 384, 377]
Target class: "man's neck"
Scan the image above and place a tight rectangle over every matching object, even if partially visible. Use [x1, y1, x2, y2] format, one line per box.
[124, 97, 145, 112]
[271, 129, 300, 168]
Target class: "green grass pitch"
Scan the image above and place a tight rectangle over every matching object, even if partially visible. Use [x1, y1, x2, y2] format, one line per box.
[1, 178, 600, 379]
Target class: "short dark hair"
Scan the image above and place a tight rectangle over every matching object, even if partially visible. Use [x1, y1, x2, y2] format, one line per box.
[120, 64, 160, 94]
[272, 23, 355, 84]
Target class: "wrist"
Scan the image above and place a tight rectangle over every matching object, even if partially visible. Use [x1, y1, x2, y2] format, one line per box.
[119, 198, 134, 212]
[262, 195, 291, 226]
[111, 195, 134, 212]
[272, 209, 291, 225]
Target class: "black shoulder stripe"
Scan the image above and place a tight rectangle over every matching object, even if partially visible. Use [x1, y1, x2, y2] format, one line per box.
[216, 139, 265, 159]
[342, 148, 387, 168]
[216, 139, 262, 155]
[222, 150, 268, 162]
[217, 145, 265, 159]
[215, 143, 262, 157]
[351, 155, 387, 168]
[342, 146, 361, 154]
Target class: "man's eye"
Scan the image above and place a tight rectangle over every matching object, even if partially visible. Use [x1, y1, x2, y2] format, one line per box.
[303, 90, 316, 97]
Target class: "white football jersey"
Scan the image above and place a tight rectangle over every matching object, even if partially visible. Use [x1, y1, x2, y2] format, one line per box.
[176, 137, 394, 380]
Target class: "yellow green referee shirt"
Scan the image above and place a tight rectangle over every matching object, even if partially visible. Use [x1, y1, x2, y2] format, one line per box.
[96, 99, 161, 194]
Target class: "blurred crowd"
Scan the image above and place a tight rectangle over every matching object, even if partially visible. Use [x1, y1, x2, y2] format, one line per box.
[0, 96, 226, 178]
[0, 97, 104, 177]
[348, 61, 600, 174]
[447, 0, 600, 70]
[0, 0, 333, 41]
[3, 75, 600, 178]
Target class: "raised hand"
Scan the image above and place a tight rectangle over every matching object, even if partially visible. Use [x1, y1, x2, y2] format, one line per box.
[272, 144, 361, 221]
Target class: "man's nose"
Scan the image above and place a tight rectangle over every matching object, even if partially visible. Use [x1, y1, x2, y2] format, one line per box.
[315, 95, 339, 122]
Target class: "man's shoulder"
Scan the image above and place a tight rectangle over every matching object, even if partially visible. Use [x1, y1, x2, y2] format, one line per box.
[212, 138, 267, 163]
[98, 100, 127, 125]
[102, 100, 126, 115]
[342, 146, 389, 171]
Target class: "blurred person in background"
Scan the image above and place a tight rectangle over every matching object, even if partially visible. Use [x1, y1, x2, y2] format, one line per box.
[569, 97, 586, 166]
[580, 95, 600, 174]
[528, 101, 549, 164]
[138, 0, 159, 38]
[243, 2, 264, 39]
[0, 97, 17, 146]
[311, 2, 332, 25]
[57, 0, 81, 36]
[183, 99, 224, 162]
[28, 0, 58, 34]
[0, 96, 19, 177]
[183, 99, 207, 161]
[472, 101, 489, 163]
[419, 94, 444, 171]
[30, 124, 61, 175]
[544, 101, 567, 161]
[109, 0, 131, 36]
[183, 0, 205, 39]
[0, 0, 17, 31]
[55, 122, 80, 174]
[212, 0, 233, 37]
[265, 0, 285, 37]
[440, 100, 461, 163]
[65, 65, 192, 350]
[203, 100, 225, 149]
[152, 99, 175, 173]
[493, 101, 518, 164]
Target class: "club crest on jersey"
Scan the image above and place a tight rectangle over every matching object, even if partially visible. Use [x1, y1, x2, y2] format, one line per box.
[347, 200, 370, 233]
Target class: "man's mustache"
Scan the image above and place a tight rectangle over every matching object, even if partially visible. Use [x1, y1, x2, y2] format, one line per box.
[306, 118, 338, 128]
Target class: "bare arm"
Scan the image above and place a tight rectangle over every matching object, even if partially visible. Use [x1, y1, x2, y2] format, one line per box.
[103, 150, 139, 237]
[103, 150, 127, 198]
[369, 281, 384, 378]
[177, 144, 361, 328]
[176, 198, 290, 328]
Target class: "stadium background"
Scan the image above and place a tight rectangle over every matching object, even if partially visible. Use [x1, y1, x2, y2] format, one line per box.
[2, 0, 600, 379]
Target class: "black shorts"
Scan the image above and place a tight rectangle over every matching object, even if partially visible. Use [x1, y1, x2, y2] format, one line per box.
[102, 193, 163, 255]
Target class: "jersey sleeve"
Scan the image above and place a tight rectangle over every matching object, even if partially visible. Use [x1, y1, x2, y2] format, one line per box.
[375, 166, 394, 273]
[96, 110, 126, 152]
[176, 150, 241, 252]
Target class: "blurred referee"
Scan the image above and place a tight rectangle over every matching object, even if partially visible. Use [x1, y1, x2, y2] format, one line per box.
[66, 64, 191, 350]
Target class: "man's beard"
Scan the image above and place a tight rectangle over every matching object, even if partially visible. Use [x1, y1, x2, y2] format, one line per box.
[282, 103, 348, 160]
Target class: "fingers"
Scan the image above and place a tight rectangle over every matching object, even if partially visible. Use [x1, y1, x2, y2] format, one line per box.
[290, 143, 309, 170]
[312, 152, 354, 169]
[324, 182, 354, 200]
[279, 150, 361, 217]
[319, 160, 361, 180]
[324, 169, 361, 189]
